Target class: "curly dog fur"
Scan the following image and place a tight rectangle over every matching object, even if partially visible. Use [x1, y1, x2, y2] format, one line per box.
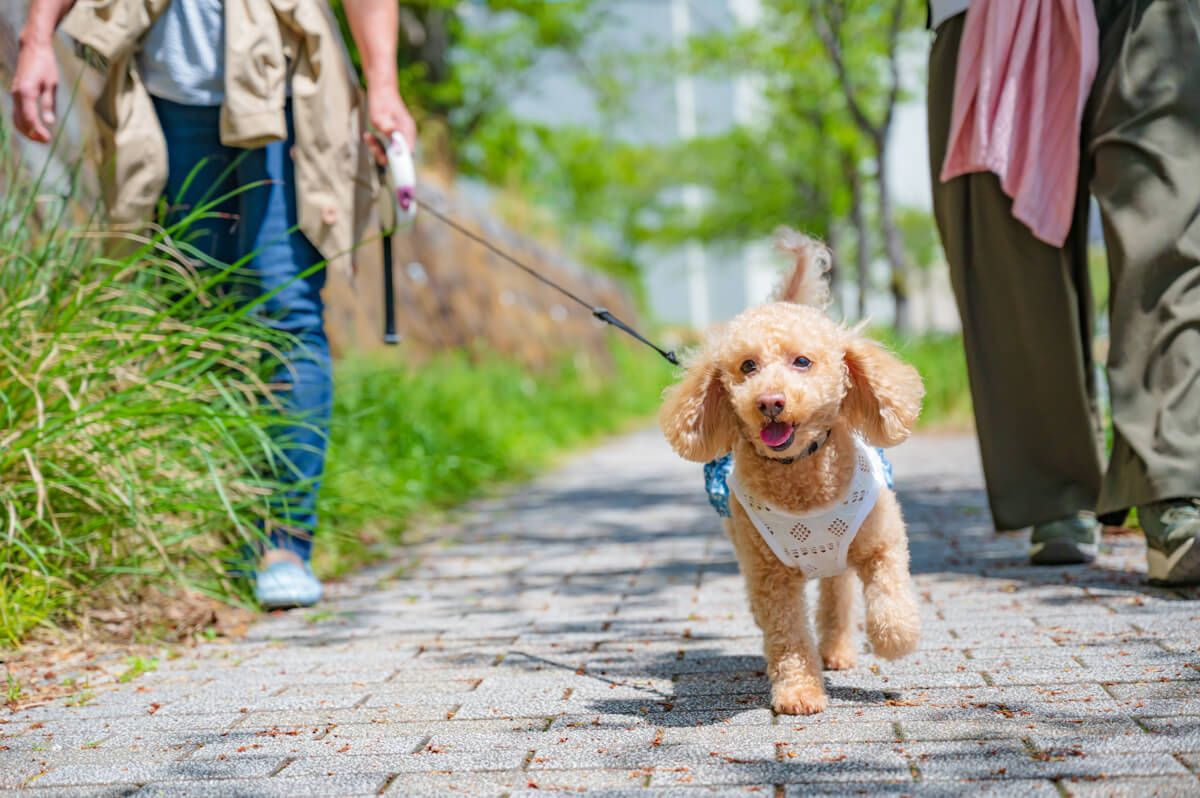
[659, 228, 924, 715]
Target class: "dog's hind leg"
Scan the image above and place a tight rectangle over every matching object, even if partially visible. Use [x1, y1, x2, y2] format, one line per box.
[817, 571, 858, 670]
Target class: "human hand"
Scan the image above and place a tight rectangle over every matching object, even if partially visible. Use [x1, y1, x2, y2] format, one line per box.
[12, 39, 60, 143]
[364, 85, 417, 166]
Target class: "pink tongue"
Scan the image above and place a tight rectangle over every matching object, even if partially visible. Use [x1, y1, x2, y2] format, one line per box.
[760, 422, 793, 447]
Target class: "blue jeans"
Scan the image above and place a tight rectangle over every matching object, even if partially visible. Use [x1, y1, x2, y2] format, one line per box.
[154, 97, 331, 562]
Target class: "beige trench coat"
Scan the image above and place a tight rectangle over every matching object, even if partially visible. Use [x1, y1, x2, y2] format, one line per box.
[60, 0, 379, 275]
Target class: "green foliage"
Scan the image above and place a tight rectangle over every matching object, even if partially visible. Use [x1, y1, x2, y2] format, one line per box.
[314, 341, 674, 576]
[118, 656, 159, 683]
[897, 208, 940, 271]
[874, 329, 973, 430]
[0, 127, 292, 645]
[5, 670, 19, 703]
[1088, 245, 1110, 315]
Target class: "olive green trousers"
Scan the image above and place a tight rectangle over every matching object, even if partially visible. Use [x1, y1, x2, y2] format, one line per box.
[928, 1, 1200, 530]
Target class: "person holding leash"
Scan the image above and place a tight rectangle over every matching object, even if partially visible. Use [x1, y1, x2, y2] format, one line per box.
[11, 0, 417, 608]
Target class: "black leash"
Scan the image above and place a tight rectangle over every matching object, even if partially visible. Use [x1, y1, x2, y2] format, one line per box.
[377, 191, 679, 366]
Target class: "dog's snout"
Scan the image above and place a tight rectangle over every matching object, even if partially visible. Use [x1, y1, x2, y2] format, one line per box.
[757, 392, 786, 419]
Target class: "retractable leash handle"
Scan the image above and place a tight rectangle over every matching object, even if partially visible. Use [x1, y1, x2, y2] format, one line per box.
[386, 133, 419, 225]
[380, 132, 418, 345]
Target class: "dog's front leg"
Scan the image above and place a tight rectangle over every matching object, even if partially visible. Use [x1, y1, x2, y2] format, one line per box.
[848, 495, 921, 661]
[728, 520, 826, 714]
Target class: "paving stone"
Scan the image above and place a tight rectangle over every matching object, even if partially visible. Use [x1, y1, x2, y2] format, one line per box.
[533, 742, 778, 771]
[278, 748, 528, 777]
[1027, 728, 1200, 756]
[909, 745, 1191, 781]
[29, 756, 288, 787]
[428, 728, 659, 754]
[661, 721, 898, 747]
[649, 753, 913, 787]
[0, 730, 122, 753]
[131, 775, 388, 797]
[236, 705, 459, 730]
[508, 769, 651, 793]
[1106, 681, 1200, 700]
[0, 788, 141, 798]
[783, 781, 1061, 797]
[1114, 699, 1200, 716]
[899, 717, 1042, 741]
[188, 732, 425, 759]
[1062, 776, 1200, 797]
[514, 788, 776, 798]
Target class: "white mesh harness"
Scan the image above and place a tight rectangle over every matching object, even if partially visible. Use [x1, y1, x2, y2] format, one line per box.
[726, 437, 886, 578]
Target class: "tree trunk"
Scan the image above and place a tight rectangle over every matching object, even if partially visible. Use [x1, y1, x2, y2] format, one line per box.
[849, 167, 870, 321]
[875, 138, 909, 333]
[825, 222, 842, 315]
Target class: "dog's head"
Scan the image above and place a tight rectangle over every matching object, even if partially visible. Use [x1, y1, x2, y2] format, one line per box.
[658, 230, 925, 463]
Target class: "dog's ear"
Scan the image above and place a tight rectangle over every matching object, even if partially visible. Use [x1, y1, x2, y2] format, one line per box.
[842, 335, 924, 448]
[659, 352, 736, 462]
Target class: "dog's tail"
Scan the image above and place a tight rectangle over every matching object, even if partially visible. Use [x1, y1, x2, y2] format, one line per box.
[772, 227, 832, 309]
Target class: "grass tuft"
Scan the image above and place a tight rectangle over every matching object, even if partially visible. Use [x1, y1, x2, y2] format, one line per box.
[0, 122, 290, 645]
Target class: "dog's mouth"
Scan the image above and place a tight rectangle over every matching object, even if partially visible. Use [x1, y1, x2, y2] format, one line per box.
[760, 421, 795, 451]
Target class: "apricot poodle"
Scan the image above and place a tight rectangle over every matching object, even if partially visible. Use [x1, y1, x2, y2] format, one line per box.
[659, 229, 924, 715]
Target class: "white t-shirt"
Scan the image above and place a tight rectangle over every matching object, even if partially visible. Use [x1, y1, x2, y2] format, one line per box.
[138, 0, 225, 106]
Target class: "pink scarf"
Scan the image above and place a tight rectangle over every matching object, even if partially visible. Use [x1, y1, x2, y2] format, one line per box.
[939, 0, 1099, 248]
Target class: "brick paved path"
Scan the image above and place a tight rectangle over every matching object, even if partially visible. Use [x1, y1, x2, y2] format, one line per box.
[3, 429, 1199, 797]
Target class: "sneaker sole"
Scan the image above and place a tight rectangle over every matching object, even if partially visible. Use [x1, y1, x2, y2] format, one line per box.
[1147, 537, 1200, 585]
[1030, 541, 1097, 566]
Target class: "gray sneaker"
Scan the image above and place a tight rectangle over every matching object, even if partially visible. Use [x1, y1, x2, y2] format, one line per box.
[1029, 513, 1100, 565]
[1138, 498, 1200, 586]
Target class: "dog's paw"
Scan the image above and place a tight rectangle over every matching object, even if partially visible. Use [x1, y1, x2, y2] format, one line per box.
[820, 643, 858, 671]
[865, 600, 921, 660]
[771, 682, 827, 715]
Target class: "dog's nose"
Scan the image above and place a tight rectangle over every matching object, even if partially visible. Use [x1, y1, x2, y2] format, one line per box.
[756, 392, 786, 419]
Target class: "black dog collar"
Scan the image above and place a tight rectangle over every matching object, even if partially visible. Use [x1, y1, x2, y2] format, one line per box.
[769, 428, 832, 465]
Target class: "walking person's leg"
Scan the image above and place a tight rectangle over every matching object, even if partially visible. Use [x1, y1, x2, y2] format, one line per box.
[155, 96, 330, 606]
[927, 14, 1106, 563]
[154, 98, 240, 271]
[1087, 0, 1200, 584]
[235, 101, 331, 606]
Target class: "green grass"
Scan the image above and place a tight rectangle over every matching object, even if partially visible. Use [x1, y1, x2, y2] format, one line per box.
[314, 342, 674, 576]
[874, 329, 973, 430]
[117, 656, 160, 683]
[0, 125, 294, 645]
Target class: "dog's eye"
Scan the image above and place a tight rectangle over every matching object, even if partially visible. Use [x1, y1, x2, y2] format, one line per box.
[740, 359, 757, 375]
[793, 356, 813, 370]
